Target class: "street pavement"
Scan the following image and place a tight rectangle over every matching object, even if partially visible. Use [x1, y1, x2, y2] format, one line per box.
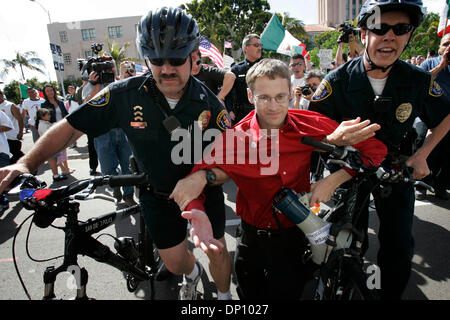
[0, 130, 448, 300]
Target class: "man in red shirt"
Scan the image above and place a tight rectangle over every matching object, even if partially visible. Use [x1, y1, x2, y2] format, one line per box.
[170, 59, 387, 299]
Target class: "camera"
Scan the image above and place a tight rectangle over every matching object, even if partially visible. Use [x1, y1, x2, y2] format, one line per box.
[301, 85, 313, 96]
[77, 43, 116, 84]
[337, 22, 359, 44]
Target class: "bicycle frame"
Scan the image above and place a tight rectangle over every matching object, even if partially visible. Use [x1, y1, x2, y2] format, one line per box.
[40, 200, 151, 300]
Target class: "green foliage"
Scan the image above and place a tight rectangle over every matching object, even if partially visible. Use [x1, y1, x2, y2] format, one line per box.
[310, 30, 341, 66]
[402, 13, 441, 59]
[181, 0, 272, 58]
[2, 78, 60, 104]
[103, 37, 139, 66]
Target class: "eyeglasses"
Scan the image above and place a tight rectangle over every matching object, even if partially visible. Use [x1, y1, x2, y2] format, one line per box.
[149, 57, 188, 67]
[247, 43, 262, 48]
[367, 23, 414, 36]
[290, 62, 303, 67]
[254, 94, 290, 105]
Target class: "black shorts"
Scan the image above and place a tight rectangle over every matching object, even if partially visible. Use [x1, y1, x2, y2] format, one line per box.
[139, 186, 226, 250]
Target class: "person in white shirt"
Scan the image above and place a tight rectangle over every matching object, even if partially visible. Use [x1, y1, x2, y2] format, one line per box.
[21, 87, 44, 142]
[289, 53, 311, 108]
[0, 89, 24, 164]
[0, 109, 13, 213]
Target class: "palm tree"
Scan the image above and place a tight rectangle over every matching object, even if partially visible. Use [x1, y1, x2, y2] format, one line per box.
[0, 51, 45, 80]
[103, 37, 139, 67]
[412, 21, 439, 53]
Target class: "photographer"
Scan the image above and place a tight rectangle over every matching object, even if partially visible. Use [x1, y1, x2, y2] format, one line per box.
[293, 69, 324, 110]
[81, 50, 136, 207]
[119, 61, 136, 80]
[335, 22, 364, 67]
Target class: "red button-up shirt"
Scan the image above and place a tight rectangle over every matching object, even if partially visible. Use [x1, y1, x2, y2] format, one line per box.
[189, 110, 387, 229]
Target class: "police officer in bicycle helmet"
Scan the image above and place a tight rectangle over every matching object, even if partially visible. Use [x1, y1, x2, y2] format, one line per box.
[67, 7, 234, 300]
[309, 0, 449, 299]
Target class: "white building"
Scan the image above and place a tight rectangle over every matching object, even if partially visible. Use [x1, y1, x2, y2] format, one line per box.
[47, 15, 143, 82]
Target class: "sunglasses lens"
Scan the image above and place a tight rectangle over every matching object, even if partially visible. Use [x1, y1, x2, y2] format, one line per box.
[149, 59, 164, 66]
[393, 24, 412, 35]
[369, 23, 412, 36]
[168, 58, 187, 66]
[149, 58, 187, 67]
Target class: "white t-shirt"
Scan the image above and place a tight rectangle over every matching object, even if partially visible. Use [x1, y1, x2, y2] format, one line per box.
[0, 110, 13, 157]
[367, 76, 388, 96]
[22, 98, 45, 126]
[38, 120, 53, 136]
[290, 75, 306, 109]
[0, 100, 20, 140]
[165, 97, 179, 110]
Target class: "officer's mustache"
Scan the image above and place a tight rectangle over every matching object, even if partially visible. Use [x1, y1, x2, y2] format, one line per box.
[159, 73, 179, 80]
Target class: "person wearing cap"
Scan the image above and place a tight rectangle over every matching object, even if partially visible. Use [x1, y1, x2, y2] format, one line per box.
[0, 7, 233, 300]
[309, 0, 449, 299]
[415, 55, 425, 66]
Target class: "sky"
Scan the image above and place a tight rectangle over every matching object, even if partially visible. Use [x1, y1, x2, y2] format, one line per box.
[0, 0, 445, 87]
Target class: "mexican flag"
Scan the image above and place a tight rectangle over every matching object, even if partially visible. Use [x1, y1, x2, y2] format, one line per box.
[437, 0, 450, 37]
[19, 83, 44, 99]
[261, 14, 310, 59]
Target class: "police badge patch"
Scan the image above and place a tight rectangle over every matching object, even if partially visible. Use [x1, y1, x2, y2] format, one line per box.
[217, 110, 231, 130]
[87, 87, 110, 107]
[395, 103, 412, 123]
[312, 79, 332, 102]
[197, 110, 211, 131]
[429, 79, 443, 97]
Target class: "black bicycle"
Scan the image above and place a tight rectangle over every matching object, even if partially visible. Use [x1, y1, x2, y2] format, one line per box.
[10, 173, 167, 300]
[286, 137, 434, 300]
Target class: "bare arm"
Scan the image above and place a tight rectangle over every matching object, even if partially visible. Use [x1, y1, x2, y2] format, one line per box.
[335, 42, 345, 67]
[429, 48, 449, 78]
[11, 104, 24, 140]
[217, 72, 236, 103]
[170, 167, 231, 211]
[406, 114, 450, 179]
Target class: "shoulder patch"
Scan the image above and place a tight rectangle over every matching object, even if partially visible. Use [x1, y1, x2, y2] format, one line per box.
[216, 110, 231, 130]
[429, 79, 443, 97]
[312, 79, 332, 102]
[87, 87, 111, 107]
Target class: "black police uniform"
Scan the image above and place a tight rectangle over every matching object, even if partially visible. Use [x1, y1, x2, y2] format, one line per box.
[193, 65, 227, 96]
[67, 74, 232, 249]
[309, 57, 449, 299]
[229, 58, 262, 123]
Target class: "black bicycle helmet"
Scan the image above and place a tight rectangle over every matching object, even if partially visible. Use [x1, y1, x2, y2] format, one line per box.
[136, 7, 200, 60]
[357, 0, 424, 29]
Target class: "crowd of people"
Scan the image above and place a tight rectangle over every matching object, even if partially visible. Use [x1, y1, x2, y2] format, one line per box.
[0, 0, 448, 301]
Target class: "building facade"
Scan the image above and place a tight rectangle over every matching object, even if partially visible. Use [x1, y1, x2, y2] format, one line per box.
[318, 0, 365, 27]
[47, 16, 142, 82]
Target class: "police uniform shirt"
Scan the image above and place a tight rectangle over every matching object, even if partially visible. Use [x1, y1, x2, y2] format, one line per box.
[67, 74, 231, 192]
[194, 65, 226, 95]
[309, 57, 449, 151]
[230, 58, 262, 108]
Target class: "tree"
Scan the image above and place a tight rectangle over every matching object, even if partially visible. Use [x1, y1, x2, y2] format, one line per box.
[401, 13, 440, 59]
[181, 0, 272, 60]
[0, 51, 46, 81]
[103, 37, 139, 67]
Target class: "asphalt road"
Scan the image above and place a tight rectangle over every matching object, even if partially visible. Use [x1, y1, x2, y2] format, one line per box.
[0, 131, 448, 300]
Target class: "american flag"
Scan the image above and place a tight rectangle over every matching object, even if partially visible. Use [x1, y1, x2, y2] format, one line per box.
[224, 40, 232, 49]
[135, 63, 149, 76]
[199, 36, 224, 68]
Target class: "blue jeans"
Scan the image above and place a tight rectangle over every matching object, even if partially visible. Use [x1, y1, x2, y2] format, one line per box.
[94, 128, 134, 197]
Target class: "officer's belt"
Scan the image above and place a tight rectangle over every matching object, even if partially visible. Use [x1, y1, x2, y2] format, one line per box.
[240, 219, 297, 238]
[140, 184, 172, 201]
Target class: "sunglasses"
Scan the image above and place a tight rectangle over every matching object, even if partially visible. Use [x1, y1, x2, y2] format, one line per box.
[367, 23, 413, 36]
[290, 62, 303, 67]
[247, 43, 262, 48]
[149, 57, 188, 67]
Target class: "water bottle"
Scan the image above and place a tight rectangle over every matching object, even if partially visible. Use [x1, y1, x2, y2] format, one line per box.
[273, 188, 331, 265]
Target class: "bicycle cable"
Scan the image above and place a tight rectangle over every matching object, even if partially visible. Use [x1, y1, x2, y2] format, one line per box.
[12, 213, 35, 300]
[25, 218, 64, 263]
